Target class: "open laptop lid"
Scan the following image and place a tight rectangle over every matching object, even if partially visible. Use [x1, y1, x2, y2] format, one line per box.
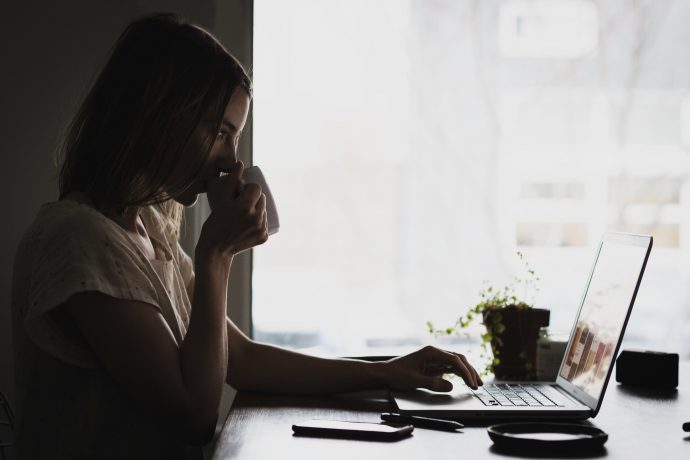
[555, 232, 652, 416]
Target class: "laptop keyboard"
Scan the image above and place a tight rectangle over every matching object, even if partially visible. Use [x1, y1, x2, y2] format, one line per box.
[472, 384, 565, 407]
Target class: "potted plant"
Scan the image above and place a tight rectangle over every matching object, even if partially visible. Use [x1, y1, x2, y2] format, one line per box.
[427, 252, 549, 380]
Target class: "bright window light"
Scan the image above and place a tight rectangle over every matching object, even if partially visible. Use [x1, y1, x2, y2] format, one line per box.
[252, 0, 690, 362]
[499, 0, 599, 58]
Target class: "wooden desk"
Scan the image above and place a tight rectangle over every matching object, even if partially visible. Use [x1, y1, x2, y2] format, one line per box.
[213, 365, 690, 459]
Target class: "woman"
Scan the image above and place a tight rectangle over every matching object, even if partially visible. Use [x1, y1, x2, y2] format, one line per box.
[10, 13, 481, 459]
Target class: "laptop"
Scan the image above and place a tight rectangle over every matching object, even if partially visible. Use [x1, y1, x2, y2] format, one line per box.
[391, 232, 653, 421]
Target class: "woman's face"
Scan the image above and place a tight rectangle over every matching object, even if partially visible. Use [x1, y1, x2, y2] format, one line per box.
[173, 87, 251, 207]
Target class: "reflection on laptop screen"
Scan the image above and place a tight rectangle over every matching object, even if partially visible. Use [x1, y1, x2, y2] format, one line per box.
[559, 240, 648, 400]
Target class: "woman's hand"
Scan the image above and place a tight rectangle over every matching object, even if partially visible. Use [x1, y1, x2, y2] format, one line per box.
[198, 161, 268, 260]
[381, 346, 483, 392]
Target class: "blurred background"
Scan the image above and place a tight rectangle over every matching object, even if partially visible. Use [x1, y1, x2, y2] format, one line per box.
[251, 0, 690, 364]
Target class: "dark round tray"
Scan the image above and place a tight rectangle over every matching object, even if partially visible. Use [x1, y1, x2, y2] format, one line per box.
[487, 422, 608, 451]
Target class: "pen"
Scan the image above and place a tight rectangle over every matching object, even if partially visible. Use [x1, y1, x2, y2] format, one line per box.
[381, 413, 464, 431]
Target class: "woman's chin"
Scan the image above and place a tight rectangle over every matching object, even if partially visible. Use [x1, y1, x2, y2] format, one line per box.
[174, 193, 199, 208]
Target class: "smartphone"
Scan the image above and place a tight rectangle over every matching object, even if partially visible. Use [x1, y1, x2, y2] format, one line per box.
[292, 419, 413, 441]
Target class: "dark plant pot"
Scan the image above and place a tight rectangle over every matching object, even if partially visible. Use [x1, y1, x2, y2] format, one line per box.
[482, 307, 550, 380]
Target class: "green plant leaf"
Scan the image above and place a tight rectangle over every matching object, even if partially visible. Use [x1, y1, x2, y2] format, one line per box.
[424, 250, 542, 378]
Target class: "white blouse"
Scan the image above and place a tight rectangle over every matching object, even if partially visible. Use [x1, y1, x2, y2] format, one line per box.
[11, 200, 201, 459]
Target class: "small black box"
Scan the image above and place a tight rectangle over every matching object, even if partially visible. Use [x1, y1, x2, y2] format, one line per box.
[615, 349, 678, 389]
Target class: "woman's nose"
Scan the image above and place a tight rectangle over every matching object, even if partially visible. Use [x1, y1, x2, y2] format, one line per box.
[216, 145, 238, 166]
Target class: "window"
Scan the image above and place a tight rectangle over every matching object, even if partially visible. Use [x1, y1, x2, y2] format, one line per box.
[252, 0, 690, 363]
[498, 0, 599, 59]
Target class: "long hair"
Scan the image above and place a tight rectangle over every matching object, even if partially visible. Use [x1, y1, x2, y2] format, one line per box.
[57, 13, 252, 236]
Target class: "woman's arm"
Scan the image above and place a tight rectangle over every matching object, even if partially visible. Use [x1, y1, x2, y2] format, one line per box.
[222, 312, 385, 394]
[226, 327, 481, 394]
[187, 274, 481, 395]
[65, 251, 230, 445]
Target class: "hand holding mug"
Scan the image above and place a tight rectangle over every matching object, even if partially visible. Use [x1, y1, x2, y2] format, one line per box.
[200, 162, 268, 258]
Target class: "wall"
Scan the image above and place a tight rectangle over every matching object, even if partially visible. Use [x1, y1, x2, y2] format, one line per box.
[0, 0, 252, 437]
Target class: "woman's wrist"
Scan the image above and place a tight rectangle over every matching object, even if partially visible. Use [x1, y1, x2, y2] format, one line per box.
[367, 360, 392, 390]
[195, 243, 233, 275]
[196, 223, 247, 263]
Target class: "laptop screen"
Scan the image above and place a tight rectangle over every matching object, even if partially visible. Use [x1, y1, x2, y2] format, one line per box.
[558, 237, 650, 400]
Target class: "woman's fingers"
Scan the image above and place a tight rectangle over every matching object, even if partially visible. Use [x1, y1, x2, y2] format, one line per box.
[385, 346, 483, 393]
[230, 160, 244, 183]
[254, 193, 267, 214]
[454, 352, 483, 386]
[445, 352, 478, 389]
[255, 195, 269, 245]
[422, 346, 479, 389]
[239, 182, 262, 209]
[204, 163, 270, 254]
[419, 376, 453, 392]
